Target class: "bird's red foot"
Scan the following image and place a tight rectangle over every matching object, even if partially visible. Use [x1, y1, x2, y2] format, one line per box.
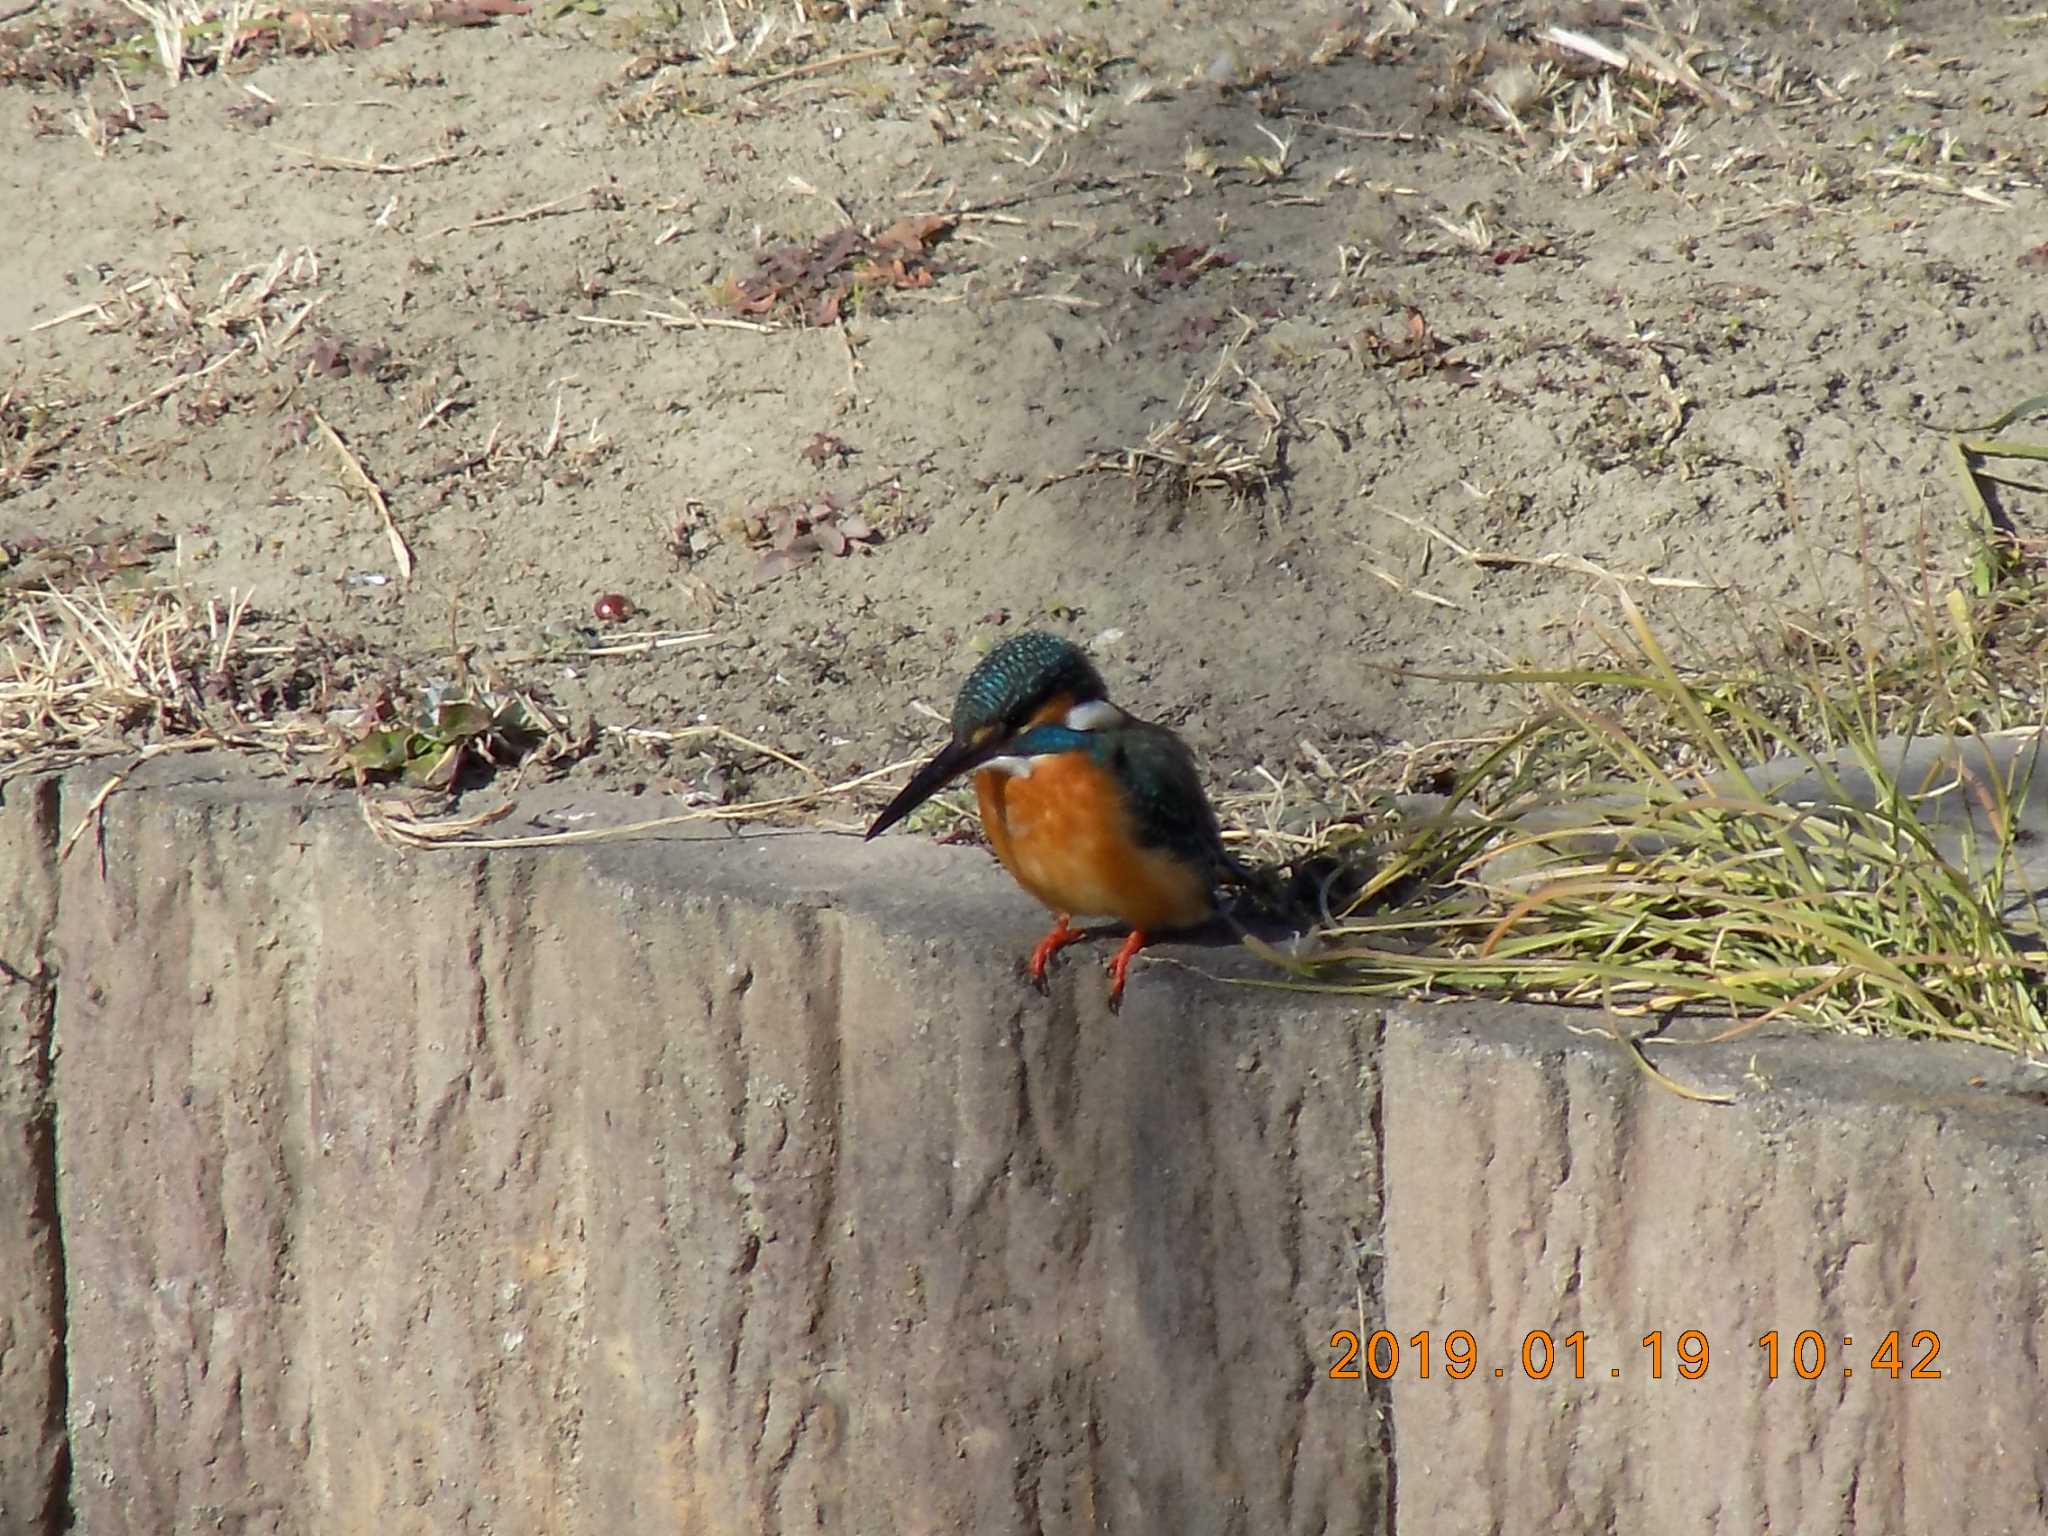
[1027, 914, 1085, 991]
[1105, 930, 1149, 1012]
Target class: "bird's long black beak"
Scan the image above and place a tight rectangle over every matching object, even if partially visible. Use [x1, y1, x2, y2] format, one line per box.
[865, 735, 999, 840]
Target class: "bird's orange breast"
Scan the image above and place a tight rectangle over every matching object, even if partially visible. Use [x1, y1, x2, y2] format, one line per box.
[974, 751, 1214, 933]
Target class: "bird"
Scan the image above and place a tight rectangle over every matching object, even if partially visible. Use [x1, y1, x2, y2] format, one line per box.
[865, 630, 1245, 1008]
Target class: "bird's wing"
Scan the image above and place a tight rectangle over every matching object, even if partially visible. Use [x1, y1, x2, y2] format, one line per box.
[1096, 720, 1242, 882]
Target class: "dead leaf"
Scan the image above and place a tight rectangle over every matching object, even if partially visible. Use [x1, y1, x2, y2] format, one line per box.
[1173, 312, 1221, 352]
[426, 0, 528, 21]
[721, 218, 950, 327]
[803, 431, 852, 467]
[1153, 244, 1235, 288]
[873, 213, 954, 255]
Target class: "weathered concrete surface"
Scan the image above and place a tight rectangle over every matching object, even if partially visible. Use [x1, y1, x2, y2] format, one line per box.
[43, 761, 1384, 1535]
[1383, 1004, 2048, 1536]
[5, 757, 2048, 1533]
[0, 775, 64, 1535]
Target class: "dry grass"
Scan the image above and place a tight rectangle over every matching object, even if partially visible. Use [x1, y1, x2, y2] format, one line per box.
[7, 245, 326, 496]
[1438, 6, 1808, 196]
[0, 578, 597, 795]
[1256, 573, 2048, 1059]
[612, 2, 1140, 166]
[1050, 316, 1285, 505]
[120, 0, 258, 82]
[39, 0, 516, 85]
[0, 585, 322, 774]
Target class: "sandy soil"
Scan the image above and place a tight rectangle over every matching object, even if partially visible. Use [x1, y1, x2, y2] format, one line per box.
[4, 0, 2045, 810]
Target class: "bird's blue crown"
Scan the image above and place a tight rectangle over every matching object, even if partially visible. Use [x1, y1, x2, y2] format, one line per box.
[952, 631, 1106, 739]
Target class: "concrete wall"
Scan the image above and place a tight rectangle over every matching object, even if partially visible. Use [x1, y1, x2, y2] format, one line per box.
[1, 760, 2044, 1533]
[0, 774, 63, 1535]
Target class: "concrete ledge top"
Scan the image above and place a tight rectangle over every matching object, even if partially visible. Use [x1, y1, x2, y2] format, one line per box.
[61, 751, 2048, 1130]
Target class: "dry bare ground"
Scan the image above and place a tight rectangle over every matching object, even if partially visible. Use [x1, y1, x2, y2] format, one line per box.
[4, 0, 2045, 817]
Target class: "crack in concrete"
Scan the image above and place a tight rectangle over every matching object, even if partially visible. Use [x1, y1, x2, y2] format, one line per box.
[1365, 1011, 1396, 1536]
[751, 905, 846, 1530]
[18, 776, 72, 1536]
[1277, 1084, 1308, 1520]
[29, 993, 70, 1536]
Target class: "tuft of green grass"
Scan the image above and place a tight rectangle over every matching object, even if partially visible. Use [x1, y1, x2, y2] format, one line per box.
[1953, 392, 2048, 597]
[1263, 596, 2048, 1054]
[1257, 398, 2048, 1058]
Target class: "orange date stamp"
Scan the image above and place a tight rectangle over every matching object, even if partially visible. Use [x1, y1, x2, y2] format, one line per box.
[1328, 1328, 1944, 1383]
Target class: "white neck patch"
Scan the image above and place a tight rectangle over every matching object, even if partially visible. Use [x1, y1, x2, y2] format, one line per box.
[1064, 700, 1125, 731]
[982, 702, 1124, 778]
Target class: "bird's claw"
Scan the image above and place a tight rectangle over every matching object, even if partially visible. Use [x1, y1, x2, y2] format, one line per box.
[1104, 929, 1146, 1014]
[1026, 915, 1082, 994]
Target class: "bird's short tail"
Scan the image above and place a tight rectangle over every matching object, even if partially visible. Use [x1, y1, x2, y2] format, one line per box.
[1215, 842, 1386, 939]
[1214, 849, 1315, 933]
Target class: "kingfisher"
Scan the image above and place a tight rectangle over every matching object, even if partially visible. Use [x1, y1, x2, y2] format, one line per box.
[865, 631, 1245, 1007]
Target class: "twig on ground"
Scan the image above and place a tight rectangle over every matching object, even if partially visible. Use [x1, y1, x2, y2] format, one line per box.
[311, 409, 414, 581]
[431, 194, 581, 238]
[361, 755, 925, 850]
[1365, 563, 1464, 610]
[730, 44, 905, 95]
[1379, 509, 1720, 591]
[285, 146, 465, 174]
[58, 772, 124, 863]
[101, 340, 252, 426]
[573, 310, 780, 335]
